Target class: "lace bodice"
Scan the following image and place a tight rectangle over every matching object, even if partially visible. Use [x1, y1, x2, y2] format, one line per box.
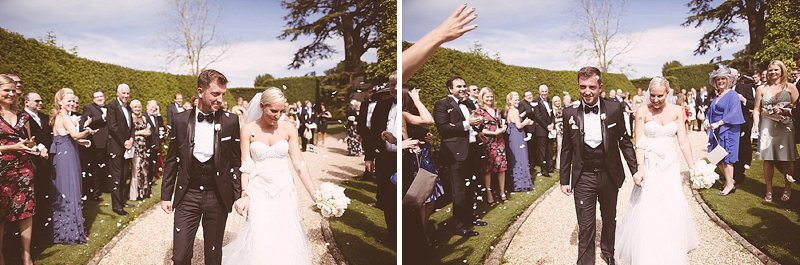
[644, 120, 677, 138]
[640, 120, 679, 171]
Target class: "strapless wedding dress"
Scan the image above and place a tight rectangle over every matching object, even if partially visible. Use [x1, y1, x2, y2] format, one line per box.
[615, 121, 698, 265]
[222, 140, 310, 265]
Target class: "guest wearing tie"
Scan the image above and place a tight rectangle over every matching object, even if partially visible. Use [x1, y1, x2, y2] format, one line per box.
[533, 84, 555, 176]
[166, 93, 185, 129]
[146, 100, 164, 181]
[107, 84, 135, 215]
[519, 91, 537, 170]
[23, 92, 54, 244]
[433, 76, 487, 237]
[80, 91, 110, 200]
[467, 85, 479, 106]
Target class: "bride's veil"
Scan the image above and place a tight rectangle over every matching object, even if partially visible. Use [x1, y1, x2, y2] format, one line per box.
[244, 92, 263, 124]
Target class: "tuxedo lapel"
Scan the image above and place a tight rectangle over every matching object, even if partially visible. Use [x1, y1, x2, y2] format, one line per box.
[213, 110, 223, 167]
[600, 100, 609, 152]
[187, 110, 196, 160]
[576, 103, 585, 138]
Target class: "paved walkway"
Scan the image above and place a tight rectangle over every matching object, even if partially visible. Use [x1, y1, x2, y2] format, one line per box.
[504, 130, 762, 264]
[95, 133, 361, 264]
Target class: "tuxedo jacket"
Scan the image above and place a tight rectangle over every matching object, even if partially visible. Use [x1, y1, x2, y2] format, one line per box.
[80, 103, 110, 149]
[27, 111, 52, 151]
[106, 98, 134, 155]
[696, 93, 710, 109]
[734, 83, 755, 121]
[299, 107, 316, 127]
[559, 99, 638, 188]
[532, 97, 554, 137]
[518, 100, 536, 135]
[359, 98, 393, 162]
[161, 109, 242, 211]
[166, 103, 184, 128]
[145, 114, 164, 152]
[357, 100, 375, 160]
[433, 96, 482, 165]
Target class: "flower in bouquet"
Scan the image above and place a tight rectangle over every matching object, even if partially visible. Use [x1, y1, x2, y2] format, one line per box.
[314, 182, 351, 218]
[690, 159, 719, 189]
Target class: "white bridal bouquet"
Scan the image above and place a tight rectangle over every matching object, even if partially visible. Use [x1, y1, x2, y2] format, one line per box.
[314, 182, 351, 218]
[690, 159, 719, 189]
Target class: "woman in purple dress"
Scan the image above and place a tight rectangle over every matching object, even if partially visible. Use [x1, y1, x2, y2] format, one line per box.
[705, 67, 745, 196]
[0, 74, 38, 265]
[50, 88, 96, 244]
[505, 92, 535, 192]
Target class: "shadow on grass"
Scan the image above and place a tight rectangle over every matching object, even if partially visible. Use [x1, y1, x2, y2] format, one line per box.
[329, 178, 396, 265]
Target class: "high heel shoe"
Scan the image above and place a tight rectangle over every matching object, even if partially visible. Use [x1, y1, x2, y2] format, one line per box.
[765, 192, 773, 202]
[719, 186, 736, 196]
[485, 189, 495, 205]
[500, 193, 508, 202]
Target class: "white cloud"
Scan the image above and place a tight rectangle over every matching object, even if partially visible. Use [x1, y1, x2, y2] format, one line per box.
[0, 0, 167, 32]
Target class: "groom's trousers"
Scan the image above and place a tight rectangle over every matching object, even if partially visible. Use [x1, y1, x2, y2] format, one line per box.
[172, 188, 228, 265]
[573, 170, 619, 265]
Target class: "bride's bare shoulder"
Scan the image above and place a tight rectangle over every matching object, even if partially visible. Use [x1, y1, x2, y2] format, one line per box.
[280, 120, 298, 136]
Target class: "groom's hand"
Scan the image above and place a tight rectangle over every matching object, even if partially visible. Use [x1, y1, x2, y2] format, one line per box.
[560, 185, 572, 195]
[161, 200, 173, 213]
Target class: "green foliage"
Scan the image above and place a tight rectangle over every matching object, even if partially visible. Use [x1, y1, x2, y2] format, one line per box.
[0, 28, 195, 115]
[754, 0, 800, 69]
[630, 77, 651, 90]
[404, 42, 634, 147]
[662, 60, 683, 75]
[365, 0, 397, 81]
[682, 0, 767, 57]
[229, 76, 319, 105]
[253, 73, 275, 87]
[663, 64, 717, 90]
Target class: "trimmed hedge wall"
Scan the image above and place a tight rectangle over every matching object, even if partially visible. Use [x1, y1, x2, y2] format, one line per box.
[630, 77, 651, 90]
[663, 64, 716, 90]
[230, 76, 319, 105]
[0, 28, 197, 116]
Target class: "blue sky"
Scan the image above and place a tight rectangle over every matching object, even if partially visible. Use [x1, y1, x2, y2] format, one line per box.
[403, 0, 747, 81]
[0, 0, 376, 87]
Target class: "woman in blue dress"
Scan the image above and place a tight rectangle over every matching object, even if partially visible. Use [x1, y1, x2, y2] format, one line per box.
[705, 67, 745, 196]
[49, 88, 96, 244]
[505, 92, 535, 192]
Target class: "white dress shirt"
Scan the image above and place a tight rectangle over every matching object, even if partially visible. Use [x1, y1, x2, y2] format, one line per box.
[450, 95, 477, 143]
[176, 103, 184, 113]
[118, 99, 131, 128]
[24, 108, 41, 127]
[366, 101, 377, 129]
[541, 97, 552, 116]
[385, 102, 398, 152]
[583, 102, 603, 148]
[193, 109, 215, 163]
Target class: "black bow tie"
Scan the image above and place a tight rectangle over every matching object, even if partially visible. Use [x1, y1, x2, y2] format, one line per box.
[458, 100, 469, 105]
[197, 112, 214, 123]
[584, 105, 599, 114]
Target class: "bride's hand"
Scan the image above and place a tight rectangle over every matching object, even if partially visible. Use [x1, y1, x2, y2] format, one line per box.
[633, 171, 644, 187]
[235, 197, 249, 216]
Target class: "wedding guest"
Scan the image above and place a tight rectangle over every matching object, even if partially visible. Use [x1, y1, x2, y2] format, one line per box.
[146, 100, 164, 181]
[220, 101, 229, 111]
[506, 92, 534, 192]
[107, 84, 135, 215]
[372, 75, 398, 241]
[468, 85, 479, 106]
[0, 74, 37, 264]
[49, 88, 96, 244]
[433, 76, 486, 237]
[705, 67, 745, 196]
[191, 96, 199, 108]
[732, 68, 756, 185]
[23, 92, 54, 244]
[129, 100, 152, 200]
[552, 96, 564, 170]
[346, 100, 362, 156]
[519, 91, 538, 171]
[315, 103, 332, 148]
[564, 94, 573, 108]
[299, 100, 316, 151]
[402, 87, 443, 235]
[166, 93, 184, 128]
[687, 90, 698, 131]
[475, 87, 507, 204]
[533, 85, 555, 176]
[752, 60, 799, 202]
[285, 104, 299, 127]
[80, 90, 110, 199]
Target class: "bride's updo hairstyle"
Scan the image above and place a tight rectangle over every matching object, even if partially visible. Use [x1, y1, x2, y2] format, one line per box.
[260, 87, 287, 107]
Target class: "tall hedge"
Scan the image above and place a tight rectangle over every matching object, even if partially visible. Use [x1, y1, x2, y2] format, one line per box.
[663, 64, 716, 91]
[0, 28, 197, 116]
[630, 77, 651, 90]
[231, 76, 319, 105]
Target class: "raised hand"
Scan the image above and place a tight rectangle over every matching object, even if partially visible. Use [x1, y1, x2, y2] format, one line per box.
[430, 4, 478, 43]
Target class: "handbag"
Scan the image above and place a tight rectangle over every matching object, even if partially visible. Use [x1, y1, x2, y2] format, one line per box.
[303, 128, 313, 140]
[706, 131, 729, 165]
[402, 153, 438, 208]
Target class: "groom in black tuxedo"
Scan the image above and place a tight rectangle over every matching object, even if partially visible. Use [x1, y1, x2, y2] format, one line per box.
[560, 67, 637, 265]
[161, 69, 242, 265]
[433, 76, 487, 237]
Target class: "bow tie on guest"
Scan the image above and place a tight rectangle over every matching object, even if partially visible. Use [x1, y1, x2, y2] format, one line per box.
[584, 105, 599, 114]
[197, 112, 215, 123]
[458, 100, 469, 106]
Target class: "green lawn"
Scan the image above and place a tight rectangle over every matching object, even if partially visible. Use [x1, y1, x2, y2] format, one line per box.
[328, 178, 397, 265]
[698, 158, 800, 265]
[31, 181, 163, 265]
[429, 172, 560, 265]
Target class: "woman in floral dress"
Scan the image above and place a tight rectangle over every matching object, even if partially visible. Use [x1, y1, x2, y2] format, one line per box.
[476, 87, 508, 204]
[129, 100, 152, 200]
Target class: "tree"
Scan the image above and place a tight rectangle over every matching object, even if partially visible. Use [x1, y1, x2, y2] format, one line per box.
[365, 0, 397, 82]
[278, 0, 383, 76]
[662, 60, 683, 75]
[254, 73, 275, 87]
[754, 0, 800, 69]
[163, 0, 228, 76]
[682, 0, 767, 70]
[573, 0, 633, 73]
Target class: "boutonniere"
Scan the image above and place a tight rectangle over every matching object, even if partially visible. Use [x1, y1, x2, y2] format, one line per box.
[600, 113, 606, 121]
[572, 101, 580, 108]
[214, 124, 221, 131]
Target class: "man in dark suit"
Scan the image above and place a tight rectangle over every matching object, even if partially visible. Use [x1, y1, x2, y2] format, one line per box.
[560, 67, 637, 265]
[732, 68, 755, 184]
[357, 89, 378, 179]
[533, 84, 556, 176]
[23, 92, 53, 243]
[298, 100, 316, 151]
[107, 84, 135, 215]
[166, 92, 185, 129]
[519, 91, 538, 170]
[433, 76, 487, 237]
[146, 100, 165, 181]
[80, 90, 110, 201]
[161, 69, 241, 265]
[366, 75, 398, 241]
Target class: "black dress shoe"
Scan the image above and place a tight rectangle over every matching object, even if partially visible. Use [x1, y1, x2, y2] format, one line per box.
[604, 256, 616, 265]
[472, 220, 488, 226]
[113, 208, 129, 216]
[456, 230, 479, 237]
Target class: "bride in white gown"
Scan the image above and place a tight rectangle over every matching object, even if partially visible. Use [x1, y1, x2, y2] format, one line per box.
[222, 88, 317, 265]
[615, 77, 699, 264]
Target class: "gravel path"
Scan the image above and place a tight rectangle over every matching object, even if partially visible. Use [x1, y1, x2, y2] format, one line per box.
[95, 133, 360, 264]
[504, 130, 762, 264]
